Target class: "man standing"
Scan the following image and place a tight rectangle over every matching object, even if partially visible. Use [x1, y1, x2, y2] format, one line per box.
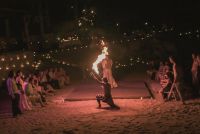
[191, 53, 199, 97]
[168, 56, 185, 104]
[101, 55, 118, 88]
[7, 70, 22, 117]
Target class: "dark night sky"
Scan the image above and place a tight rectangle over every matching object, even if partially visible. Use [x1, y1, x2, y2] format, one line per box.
[48, 0, 200, 25]
[93, 0, 200, 27]
[0, 0, 200, 30]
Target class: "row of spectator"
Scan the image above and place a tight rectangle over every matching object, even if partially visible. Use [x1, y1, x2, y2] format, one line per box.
[147, 54, 200, 103]
[6, 67, 70, 117]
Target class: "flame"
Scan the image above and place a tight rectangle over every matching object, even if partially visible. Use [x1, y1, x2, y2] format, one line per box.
[92, 41, 108, 74]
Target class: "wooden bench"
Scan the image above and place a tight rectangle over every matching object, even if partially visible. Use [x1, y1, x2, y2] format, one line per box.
[144, 80, 166, 102]
[145, 79, 178, 101]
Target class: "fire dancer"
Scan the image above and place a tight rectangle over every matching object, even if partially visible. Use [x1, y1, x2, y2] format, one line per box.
[101, 55, 118, 88]
[91, 73, 118, 108]
[94, 76, 118, 108]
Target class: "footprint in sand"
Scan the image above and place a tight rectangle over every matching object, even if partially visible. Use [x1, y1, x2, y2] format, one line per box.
[31, 127, 43, 133]
[62, 129, 75, 134]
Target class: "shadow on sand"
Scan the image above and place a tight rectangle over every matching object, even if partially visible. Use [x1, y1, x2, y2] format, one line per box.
[184, 101, 200, 106]
[97, 105, 120, 111]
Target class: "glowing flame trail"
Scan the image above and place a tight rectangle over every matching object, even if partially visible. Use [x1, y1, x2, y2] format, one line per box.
[92, 41, 108, 74]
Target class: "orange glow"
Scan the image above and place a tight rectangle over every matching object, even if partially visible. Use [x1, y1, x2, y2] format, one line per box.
[92, 41, 108, 74]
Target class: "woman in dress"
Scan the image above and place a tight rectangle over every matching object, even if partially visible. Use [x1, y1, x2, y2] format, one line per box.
[16, 70, 32, 111]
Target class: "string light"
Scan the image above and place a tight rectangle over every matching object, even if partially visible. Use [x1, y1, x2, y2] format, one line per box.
[1, 58, 5, 62]
[20, 64, 24, 68]
[6, 66, 9, 70]
[0, 21, 199, 82]
[17, 56, 20, 60]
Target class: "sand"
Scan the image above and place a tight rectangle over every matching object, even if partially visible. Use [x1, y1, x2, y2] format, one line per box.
[1, 90, 200, 134]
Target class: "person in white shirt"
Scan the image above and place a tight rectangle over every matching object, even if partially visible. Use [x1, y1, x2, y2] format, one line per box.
[7, 70, 22, 117]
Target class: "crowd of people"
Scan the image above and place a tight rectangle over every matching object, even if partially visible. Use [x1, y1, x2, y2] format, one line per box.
[147, 54, 200, 103]
[6, 67, 70, 117]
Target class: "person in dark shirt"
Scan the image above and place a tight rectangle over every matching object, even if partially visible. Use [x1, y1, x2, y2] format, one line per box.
[7, 70, 22, 117]
[94, 76, 118, 108]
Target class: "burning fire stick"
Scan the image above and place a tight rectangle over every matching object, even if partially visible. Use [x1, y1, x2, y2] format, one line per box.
[92, 40, 108, 75]
[90, 71, 101, 81]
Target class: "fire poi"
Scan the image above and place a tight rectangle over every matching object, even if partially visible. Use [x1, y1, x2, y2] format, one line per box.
[92, 40, 118, 88]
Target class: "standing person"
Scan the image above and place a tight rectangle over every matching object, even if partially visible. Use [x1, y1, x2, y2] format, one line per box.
[191, 54, 199, 96]
[191, 54, 198, 83]
[16, 70, 32, 111]
[6, 70, 22, 117]
[156, 61, 165, 81]
[196, 54, 200, 94]
[101, 55, 118, 88]
[168, 56, 185, 104]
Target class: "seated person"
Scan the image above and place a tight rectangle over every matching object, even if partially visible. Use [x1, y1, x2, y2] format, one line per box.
[159, 72, 173, 99]
[156, 62, 165, 81]
[32, 79, 47, 104]
[54, 68, 65, 88]
[47, 68, 60, 89]
[146, 61, 157, 80]
[25, 77, 45, 107]
[40, 70, 56, 95]
[164, 61, 171, 74]
[60, 68, 70, 84]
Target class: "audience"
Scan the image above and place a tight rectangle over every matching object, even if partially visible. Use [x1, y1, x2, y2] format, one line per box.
[47, 68, 60, 89]
[5, 53, 200, 116]
[56, 68, 70, 88]
[196, 54, 200, 94]
[156, 61, 165, 81]
[163, 61, 171, 74]
[40, 70, 56, 95]
[159, 72, 173, 99]
[25, 77, 45, 107]
[6, 67, 70, 117]
[148, 54, 200, 103]
[169, 56, 185, 104]
[146, 60, 157, 80]
[16, 70, 32, 111]
[6, 70, 22, 117]
[191, 54, 199, 97]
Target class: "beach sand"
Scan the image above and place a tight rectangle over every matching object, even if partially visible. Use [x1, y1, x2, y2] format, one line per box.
[1, 90, 200, 134]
